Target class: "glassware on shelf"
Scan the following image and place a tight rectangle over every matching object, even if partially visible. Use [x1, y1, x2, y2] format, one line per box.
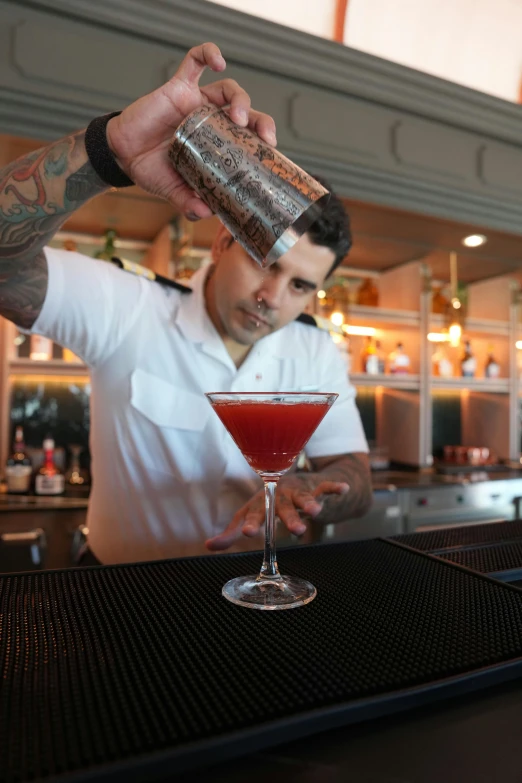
[65, 445, 90, 488]
[206, 392, 338, 610]
[485, 344, 500, 379]
[432, 346, 453, 377]
[30, 335, 52, 361]
[356, 277, 379, 307]
[388, 342, 411, 374]
[460, 339, 477, 378]
[5, 426, 32, 494]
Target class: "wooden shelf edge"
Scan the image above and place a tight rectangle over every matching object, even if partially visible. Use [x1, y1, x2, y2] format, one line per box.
[346, 305, 420, 327]
[431, 377, 509, 393]
[351, 373, 420, 390]
[9, 359, 89, 377]
[430, 314, 509, 336]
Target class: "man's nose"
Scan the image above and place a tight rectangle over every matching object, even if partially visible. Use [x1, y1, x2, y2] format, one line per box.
[256, 276, 284, 310]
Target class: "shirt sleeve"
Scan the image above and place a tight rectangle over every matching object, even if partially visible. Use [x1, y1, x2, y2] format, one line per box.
[24, 246, 147, 368]
[305, 331, 369, 458]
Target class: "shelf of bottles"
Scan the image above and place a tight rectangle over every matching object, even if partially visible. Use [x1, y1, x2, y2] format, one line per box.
[5, 424, 90, 497]
[315, 262, 512, 392]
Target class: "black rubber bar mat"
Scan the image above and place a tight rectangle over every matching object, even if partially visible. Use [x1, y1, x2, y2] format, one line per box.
[3, 539, 522, 783]
[392, 519, 522, 553]
[435, 541, 522, 581]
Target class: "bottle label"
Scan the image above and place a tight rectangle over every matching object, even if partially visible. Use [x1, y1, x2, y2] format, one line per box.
[486, 363, 500, 379]
[35, 474, 65, 495]
[462, 357, 477, 377]
[5, 465, 32, 493]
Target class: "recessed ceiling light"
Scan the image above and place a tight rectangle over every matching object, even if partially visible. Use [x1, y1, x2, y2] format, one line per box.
[462, 234, 487, 248]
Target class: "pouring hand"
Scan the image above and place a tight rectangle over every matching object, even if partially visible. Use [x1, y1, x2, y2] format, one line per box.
[106, 42, 277, 219]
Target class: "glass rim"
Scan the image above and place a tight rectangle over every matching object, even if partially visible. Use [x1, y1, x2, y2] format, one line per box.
[206, 391, 339, 401]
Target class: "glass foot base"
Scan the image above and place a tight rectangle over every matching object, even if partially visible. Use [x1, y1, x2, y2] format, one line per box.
[222, 574, 317, 610]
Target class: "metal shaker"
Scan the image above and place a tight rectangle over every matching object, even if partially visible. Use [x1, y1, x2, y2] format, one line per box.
[169, 103, 330, 267]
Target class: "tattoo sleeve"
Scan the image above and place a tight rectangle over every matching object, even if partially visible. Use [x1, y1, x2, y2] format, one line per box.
[0, 130, 108, 327]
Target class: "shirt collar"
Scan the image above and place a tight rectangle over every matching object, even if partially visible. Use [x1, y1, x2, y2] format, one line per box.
[173, 264, 215, 345]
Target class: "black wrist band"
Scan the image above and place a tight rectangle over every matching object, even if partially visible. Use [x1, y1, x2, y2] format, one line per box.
[84, 112, 134, 188]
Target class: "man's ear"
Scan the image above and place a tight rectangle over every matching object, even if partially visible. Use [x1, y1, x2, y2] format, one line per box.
[211, 224, 234, 264]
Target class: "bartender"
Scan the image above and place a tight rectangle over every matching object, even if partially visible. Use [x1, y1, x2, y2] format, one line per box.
[0, 42, 371, 565]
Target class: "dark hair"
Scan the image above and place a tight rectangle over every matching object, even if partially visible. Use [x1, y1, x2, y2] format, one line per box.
[306, 175, 351, 275]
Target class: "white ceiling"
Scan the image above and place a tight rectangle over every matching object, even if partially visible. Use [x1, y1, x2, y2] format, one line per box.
[210, 0, 522, 103]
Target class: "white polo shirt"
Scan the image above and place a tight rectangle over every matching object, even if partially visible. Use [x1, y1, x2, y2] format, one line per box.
[28, 248, 368, 563]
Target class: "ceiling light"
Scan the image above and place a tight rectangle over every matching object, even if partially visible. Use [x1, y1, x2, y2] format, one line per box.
[427, 332, 449, 342]
[449, 322, 462, 347]
[516, 341, 522, 350]
[451, 298, 461, 309]
[462, 234, 487, 248]
[330, 311, 344, 327]
[317, 290, 326, 299]
[342, 325, 376, 337]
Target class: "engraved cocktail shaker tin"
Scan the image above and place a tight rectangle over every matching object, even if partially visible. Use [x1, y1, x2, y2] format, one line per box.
[169, 103, 330, 267]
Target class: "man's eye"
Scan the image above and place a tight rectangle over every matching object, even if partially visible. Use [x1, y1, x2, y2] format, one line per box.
[292, 281, 307, 293]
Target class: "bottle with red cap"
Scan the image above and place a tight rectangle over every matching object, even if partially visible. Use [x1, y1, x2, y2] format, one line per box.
[34, 438, 65, 496]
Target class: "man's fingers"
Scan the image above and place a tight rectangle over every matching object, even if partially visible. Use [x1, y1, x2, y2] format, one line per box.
[205, 509, 245, 552]
[276, 495, 307, 536]
[205, 495, 265, 551]
[291, 489, 323, 519]
[247, 109, 277, 146]
[313, 481, 350, 498]
[202, 79, 252, 126]
[173, 42, 226, 88]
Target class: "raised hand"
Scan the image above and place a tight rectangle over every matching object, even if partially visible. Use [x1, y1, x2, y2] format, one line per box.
[106, 42, 277, 219]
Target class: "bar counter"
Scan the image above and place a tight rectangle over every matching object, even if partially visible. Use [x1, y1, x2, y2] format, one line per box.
[3, 520, 522, 783]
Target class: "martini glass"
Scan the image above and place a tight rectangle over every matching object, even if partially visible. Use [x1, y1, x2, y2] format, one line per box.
[206, 392, 338, 610]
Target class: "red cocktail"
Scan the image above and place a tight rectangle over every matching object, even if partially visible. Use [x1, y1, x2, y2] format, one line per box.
[206, 392, 338, 610]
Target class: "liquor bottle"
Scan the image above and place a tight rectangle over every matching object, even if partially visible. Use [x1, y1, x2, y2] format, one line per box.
[95, 228, 117, 262]
[388, 342, 411, 374]
[375, 340, 386, 374]
[361, 336, 379, 374]
[431, 285, 448, 315]
[460, 339, 477, 378]
[5, 426, 32, 494]
[34, 438, 65, 496]
[356, 277, 379, 307]
[65, 445, 90, 488]
[485, 345, 500, 379]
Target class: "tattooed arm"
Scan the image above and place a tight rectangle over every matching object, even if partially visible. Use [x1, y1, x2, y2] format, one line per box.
[0, 42, 277, 328]
[0, 133, 108, 327]
[206, 452, 372, 551]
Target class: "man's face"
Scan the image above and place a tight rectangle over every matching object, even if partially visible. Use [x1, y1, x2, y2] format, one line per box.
[209, 227, 335, 345]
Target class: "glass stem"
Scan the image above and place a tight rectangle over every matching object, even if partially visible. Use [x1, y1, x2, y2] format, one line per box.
[259, 479, 281, 580]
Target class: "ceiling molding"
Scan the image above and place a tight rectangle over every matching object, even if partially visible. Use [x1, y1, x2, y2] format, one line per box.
[13, 0, 522, 146]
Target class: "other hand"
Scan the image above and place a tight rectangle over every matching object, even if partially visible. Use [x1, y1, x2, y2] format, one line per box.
[206, 475, 349, 552]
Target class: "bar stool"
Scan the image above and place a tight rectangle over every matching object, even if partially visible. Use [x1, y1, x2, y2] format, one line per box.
[0, 528, 47, 572]
[71, 524, 89, 565]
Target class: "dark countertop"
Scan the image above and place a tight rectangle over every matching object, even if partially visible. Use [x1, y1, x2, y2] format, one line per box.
[371, 467, 522, 491]
[0, 493, 89, 512]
